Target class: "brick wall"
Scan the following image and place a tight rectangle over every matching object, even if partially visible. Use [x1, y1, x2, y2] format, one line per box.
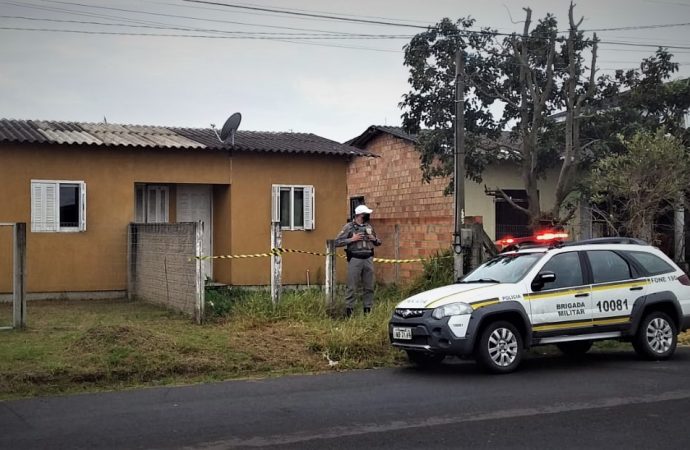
[348, 134, 455, 283]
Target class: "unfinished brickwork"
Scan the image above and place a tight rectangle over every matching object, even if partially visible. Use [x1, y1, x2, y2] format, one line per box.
[347, 133, 454, 283]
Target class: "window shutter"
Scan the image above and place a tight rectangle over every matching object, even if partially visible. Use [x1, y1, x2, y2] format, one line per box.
[31, 183, 45, 232]
[303, 185, 314, 230]
[80, 182, 87, 231]
[31, 182, 58, 232]
[44, 183, 58, 232]
[271, 185, 281, 223]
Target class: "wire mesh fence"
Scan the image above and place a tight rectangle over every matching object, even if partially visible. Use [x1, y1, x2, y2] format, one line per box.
[128, 222, 204, 323]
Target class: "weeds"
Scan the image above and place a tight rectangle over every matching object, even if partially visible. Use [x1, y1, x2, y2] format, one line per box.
[403, 250, 454, 295]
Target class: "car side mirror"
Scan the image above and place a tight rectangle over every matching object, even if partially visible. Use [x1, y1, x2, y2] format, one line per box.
[532, 271, 556, 292]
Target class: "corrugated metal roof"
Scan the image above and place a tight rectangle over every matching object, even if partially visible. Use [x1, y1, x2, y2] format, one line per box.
[0, 119, 373, 157]
[346, 125, 418, 149]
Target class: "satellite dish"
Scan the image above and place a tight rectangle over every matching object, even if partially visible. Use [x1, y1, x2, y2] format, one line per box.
[219, 112, 242, 146]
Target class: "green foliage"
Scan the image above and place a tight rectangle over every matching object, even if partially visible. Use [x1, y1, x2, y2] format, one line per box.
[585, 49, 690, 162]
[589, 130, 690, 240]
[401, 7, 688, 229]
[404, 250, 454, 296]
[400, 17, 504, 184]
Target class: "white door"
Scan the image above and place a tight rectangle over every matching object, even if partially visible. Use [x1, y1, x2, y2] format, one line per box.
[177, 184, 212, 279]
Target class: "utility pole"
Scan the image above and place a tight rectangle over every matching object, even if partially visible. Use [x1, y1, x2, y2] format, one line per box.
[453, 48, 466, 282]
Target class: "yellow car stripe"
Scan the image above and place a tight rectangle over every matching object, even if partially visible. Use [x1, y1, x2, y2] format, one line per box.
[526, 279, 650, 301]
[472, 299, 500, 309]
[533, 320, 593, 332]
[593, 317, 631, 326]
[525, 289, 588, 300]
[534, 316, 631, 332]
[424, 286, 487, 308]
[591, 280, 650, 292]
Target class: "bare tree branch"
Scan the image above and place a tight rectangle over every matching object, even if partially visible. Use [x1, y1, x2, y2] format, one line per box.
[485, 185, 531, 215]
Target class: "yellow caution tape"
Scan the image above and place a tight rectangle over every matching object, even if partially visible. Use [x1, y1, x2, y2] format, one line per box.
[373, 257, 426, 263]
[196, 248, 453, 264]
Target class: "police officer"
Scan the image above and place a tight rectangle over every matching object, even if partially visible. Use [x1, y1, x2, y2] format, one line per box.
[335, 204, 382, 317]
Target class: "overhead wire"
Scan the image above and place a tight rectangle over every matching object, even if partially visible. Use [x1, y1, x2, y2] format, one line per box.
[5, 0, 393, 36]
[3, 0, 690, 57]
[0, 15, 412, 38]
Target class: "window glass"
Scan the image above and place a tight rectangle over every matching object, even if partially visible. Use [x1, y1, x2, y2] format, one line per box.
[279, 188, 291, 228]
[59, 184, 79, 228]
[539, 252, 583, 290]
[293, 188, 304, 228]
[462, 252, 544, 284]
[135, 186, 145, 222]
[626, 251, 675, 276]
[349, 196, 365, 220]
[587, 250, 632, 284]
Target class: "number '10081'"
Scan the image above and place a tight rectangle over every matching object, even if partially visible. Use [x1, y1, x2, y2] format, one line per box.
[596, 299, 628, 312]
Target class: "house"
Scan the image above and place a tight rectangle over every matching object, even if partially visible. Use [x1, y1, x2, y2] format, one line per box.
[346, 125, 562, 283]
[0, 119, 371, 299]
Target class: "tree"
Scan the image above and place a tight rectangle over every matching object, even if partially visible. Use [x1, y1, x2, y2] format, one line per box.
[582, 49, 690, 161]
[400, 3, 599, 229]
[589, 130, 689, 242]
[400, 17, 502, 188]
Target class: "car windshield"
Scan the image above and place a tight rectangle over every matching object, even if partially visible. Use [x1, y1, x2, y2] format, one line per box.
[461, 252, 545, 284]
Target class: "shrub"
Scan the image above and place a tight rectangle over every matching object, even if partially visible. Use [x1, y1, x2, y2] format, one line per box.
[404, 249, 454, 296]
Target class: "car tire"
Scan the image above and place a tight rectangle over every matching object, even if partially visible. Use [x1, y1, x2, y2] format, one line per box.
[557, 341, 593, 357]
[406, 351, 444, 368]
[476, 321, 523, 374]
[633, 311, 677, 360]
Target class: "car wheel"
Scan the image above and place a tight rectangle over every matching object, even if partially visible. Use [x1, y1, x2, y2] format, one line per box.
[633, 311, 677, 360]
[476, 321, 523, 374]
[406, 351, 444, 368]
[557, 341, 593, 357]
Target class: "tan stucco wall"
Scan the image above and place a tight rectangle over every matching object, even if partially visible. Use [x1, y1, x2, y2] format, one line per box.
[0, 144, 234, 294]
[0, 144, 349, 294]
[466, 164, 560, 239]
[228, 153, 348, 286]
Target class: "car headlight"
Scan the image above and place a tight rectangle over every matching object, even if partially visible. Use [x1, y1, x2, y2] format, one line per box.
[431, 302, 473, 319]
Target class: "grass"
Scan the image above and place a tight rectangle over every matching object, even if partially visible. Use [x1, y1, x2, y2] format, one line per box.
[2, 254, 689, 400]
[0, 288, 406, 400]
[0, 302, 11, 328]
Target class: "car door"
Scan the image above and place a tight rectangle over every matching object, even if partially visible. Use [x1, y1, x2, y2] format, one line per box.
[586, 250, 647, 329]
[527, 251, 593, 334]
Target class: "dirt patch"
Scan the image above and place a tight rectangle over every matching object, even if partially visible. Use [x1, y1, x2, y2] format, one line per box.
[227, 322, 326, 371]
[71, 325, 174, 353]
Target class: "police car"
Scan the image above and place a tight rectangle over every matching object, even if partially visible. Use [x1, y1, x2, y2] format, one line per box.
[389, 238, 690, 373]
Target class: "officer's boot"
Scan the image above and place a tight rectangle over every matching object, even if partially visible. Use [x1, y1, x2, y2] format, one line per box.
[345, 307, 354, 318]
[363, 307, 371, 315]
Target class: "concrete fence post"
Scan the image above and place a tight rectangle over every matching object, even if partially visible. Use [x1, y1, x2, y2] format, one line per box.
[13, 222, 26, 329]
[127, 224, 136, 301]
[470, 223, 483, 270]
[325, 239, 336, 305]
[194, 221, 205, 324]
[394, 224, 400, 285]
[674, 193, 686, 271]
[270, 222, 282, 305]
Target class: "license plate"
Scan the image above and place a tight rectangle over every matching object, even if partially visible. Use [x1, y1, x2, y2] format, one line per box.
[393, 327, 412, 340]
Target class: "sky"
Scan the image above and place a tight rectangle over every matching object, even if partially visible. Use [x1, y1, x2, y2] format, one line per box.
[1, 0, 689, 142]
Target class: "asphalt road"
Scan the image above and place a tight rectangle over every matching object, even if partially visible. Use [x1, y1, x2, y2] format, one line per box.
[2, 348, 690, 450]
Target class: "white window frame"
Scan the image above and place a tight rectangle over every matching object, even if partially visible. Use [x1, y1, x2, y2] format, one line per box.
[31, 180, 87, 233]
[135, 184, 169, 223]
[271, 184, 315, 231]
